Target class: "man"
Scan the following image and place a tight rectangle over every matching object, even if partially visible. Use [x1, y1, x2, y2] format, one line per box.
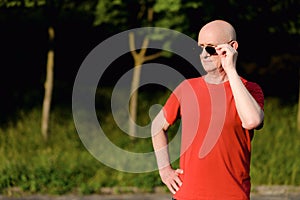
[151, 20, 264, 200]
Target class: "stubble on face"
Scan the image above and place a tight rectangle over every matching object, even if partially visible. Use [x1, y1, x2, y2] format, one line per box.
[198, 20, 236, 74]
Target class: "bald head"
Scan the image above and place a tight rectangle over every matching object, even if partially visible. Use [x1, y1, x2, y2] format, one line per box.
[198, 20, 236, 45]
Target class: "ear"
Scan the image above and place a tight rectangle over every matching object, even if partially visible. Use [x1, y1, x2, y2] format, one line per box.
[231, 41, 238, 50]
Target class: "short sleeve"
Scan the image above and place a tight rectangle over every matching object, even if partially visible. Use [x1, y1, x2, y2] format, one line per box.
[245, 81, 264, 110]
[163, 83, 182, 125]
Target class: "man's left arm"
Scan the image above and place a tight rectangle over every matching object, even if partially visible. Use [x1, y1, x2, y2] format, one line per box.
[217, 43, 264, 130]
[227, 71, 264, 130]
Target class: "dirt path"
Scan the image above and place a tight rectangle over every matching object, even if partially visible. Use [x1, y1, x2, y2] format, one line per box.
[1, 186, 300, 200]
[1, 193, 300, 200]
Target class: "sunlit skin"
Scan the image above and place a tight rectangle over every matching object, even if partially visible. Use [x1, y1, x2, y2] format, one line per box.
[197, 20, 263, 130]
[152, 20, 264, 195]
[198, 20, 238, 84]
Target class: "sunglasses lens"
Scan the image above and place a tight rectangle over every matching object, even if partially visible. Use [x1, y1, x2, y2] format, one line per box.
[205, 46, 216, 55]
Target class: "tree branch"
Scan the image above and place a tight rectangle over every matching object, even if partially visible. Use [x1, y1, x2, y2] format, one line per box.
[129, 32, 138, 59]
[140, 36, 149, 57]
[144, 51, 162, 62]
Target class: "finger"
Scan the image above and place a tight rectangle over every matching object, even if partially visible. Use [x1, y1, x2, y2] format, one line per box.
[175, 169, 184, 174]
[174, 176, 183, 187]
[170, 180, 180, 193]
[167, 183, 177, 194]
[215, 47, 227, 56]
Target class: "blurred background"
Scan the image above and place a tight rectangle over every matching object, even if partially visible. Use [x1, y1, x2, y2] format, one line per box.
[0, 0, 299, 196]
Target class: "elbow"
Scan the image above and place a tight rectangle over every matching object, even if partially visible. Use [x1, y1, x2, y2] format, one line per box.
[242, 112, 264, 130]
[151, 110, 169, 137]
[242, 120, 262, 130]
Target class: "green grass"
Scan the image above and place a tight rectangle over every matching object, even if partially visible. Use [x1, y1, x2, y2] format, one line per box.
[0, 90, 299, 195]
[251, 98, 300, 186]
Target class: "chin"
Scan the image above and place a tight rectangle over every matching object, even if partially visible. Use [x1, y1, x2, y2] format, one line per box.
[203, 66, 218, 72]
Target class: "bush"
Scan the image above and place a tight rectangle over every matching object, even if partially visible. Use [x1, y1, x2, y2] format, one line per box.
[0, 91, 299, 195]
[251, 98, 300, 186]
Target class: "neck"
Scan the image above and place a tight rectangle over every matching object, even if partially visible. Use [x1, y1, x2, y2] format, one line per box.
[204, 70, 228, 84]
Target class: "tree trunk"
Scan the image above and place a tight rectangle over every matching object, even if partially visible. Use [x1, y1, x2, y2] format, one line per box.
[128, 32, 161, 137]
[129, 61, 142, 137]
[297, 68, 300, 132]
[41, 26, 55, 141]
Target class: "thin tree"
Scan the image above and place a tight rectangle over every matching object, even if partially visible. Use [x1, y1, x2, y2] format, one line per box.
[1, 0, 96, 140]
[128, 32, 161, 137]
[127, 3, 161, 137]
[93, 0, 195, 137]
[41, 25, 55, 141]
[0, 0, 55, 140]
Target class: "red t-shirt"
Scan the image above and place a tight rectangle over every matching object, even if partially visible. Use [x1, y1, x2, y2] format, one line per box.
[163, 77, 264, 200]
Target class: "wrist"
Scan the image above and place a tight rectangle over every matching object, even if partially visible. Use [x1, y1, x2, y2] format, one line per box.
[226, 68, 239, 79]
[159, 165, 173, 175]
[159, 165, 172, 171]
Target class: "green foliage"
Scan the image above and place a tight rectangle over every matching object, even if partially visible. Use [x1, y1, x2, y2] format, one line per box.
[251, 98, 300, 186]
[0, 109, 100, 194]
[223, 0, 300, 35]
[1, 0, 299, 36]
[94, 0, 127, 27]
[1, 0, 46, 8]
[93, 0, 202, 37]
[0, 89, 168, 195]
[153, 0, 181, 12]
[0, 93, 299, 195]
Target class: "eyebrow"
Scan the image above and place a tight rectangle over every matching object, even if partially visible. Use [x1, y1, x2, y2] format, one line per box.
[198, 43, 216, 47]
[198, 40, 234, 47]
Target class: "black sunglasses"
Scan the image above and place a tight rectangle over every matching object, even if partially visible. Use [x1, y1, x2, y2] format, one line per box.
[201, 40, 234, 55]
[204, 46, 218, 55]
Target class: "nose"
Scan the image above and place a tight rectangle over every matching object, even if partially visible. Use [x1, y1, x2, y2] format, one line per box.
[200, 49, 210, 58]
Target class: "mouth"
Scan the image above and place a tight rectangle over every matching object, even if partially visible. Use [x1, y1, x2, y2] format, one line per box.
[201, 58, 213, 63]
[201, 59, 218, 69]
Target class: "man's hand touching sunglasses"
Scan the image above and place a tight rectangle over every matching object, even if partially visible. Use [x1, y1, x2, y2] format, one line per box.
[200, 40, 234, 55]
